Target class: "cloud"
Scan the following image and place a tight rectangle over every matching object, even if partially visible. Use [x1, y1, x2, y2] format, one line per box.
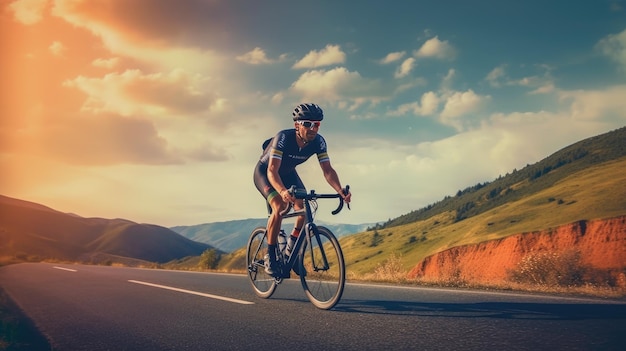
[394, 57, 416, 78]
[293, 44, 346, 69]
[236, 47, 284, 64]
[1, 111, 182, 165]
[8, 0, 48, 25]
[290, 67, 383, 103]
[414, 36, 456, 60]
[92, 57, 120, 69]
[485, 64, 555, 94]
[63, 68, 215, 117]
[559, 85, 626, 121]
[388, 86, 489, 130]
[486, 65, 507, 87]
[50, 0, 223, 71]
[439, 89, 491, 131]
[379, 51, 406, 64]
[388, 91, 440, 117]
[596, 28, 626, 70]
[49, 41, 67, 56]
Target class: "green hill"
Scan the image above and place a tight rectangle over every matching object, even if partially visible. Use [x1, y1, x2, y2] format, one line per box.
[0, 196, 214, 265]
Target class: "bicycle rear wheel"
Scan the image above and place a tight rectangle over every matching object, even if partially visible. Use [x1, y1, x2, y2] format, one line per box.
[246, 227, 277, 298]
[299, 226, 345, 310]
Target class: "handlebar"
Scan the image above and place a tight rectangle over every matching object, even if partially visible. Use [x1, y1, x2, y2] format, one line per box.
[279, 185, 350, 216]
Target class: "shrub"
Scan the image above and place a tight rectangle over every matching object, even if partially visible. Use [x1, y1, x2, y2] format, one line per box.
[373, 252, 405, 282]
[198, 249, 220, 270]
[509, 249, 586, 287]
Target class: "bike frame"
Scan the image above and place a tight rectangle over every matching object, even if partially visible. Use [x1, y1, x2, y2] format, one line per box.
[271, 187, 347, 278]
[247, 186, 348, 309]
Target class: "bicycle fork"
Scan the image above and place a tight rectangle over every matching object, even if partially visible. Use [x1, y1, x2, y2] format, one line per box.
[302, 223, 331, 272]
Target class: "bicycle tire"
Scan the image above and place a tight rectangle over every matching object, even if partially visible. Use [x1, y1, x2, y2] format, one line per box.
[246, 226, 277, 298]
[299, 226, 345, 310]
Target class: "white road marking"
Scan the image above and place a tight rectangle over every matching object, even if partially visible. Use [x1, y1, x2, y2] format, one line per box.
[53, 266, 77, 272]
[128, 280, 255, 305]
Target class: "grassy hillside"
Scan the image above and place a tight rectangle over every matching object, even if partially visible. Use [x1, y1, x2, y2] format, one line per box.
[0, 196, 214, 265]
[340, 156, 626, 276]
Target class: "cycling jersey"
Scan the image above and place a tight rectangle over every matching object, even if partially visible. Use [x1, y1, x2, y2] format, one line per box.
[254, 129, 330, 201]
[259, 129, 330, 172]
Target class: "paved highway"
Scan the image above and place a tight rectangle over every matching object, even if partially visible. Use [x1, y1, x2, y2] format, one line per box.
[1, 263, 625, 350]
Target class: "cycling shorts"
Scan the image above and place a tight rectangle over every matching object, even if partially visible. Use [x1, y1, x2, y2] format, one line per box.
[253, 161, 305, 202]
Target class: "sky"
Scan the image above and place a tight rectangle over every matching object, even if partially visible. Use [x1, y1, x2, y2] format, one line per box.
[1, 0, 626, 227]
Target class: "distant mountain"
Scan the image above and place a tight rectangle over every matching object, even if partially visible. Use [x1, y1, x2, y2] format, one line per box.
[0, 195, 213, 264]
[171, 219, 373, 253]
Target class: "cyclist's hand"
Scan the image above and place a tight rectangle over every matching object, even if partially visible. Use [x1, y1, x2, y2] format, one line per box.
[280, 188, 295, 203]
[341, 188, 351, 204]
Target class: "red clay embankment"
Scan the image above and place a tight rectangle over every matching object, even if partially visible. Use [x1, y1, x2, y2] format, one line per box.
[407, 216, 626, 286]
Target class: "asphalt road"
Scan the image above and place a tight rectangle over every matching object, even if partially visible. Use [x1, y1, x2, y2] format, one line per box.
[1, 263, 625, 350]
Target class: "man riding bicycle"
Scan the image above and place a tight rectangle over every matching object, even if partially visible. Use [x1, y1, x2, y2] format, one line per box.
[253, 103, 352, 277]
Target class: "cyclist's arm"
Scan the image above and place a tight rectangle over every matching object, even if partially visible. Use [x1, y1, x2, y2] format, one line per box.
[267, 157, 288, 194]
[320, 161, 351, 203]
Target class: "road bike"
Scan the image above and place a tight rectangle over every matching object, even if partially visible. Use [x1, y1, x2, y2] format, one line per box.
[246, 186, 349, 310]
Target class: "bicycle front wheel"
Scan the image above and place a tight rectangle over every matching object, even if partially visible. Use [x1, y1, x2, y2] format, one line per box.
[246, 226, 277, 298]
[299, 226, 345, 310]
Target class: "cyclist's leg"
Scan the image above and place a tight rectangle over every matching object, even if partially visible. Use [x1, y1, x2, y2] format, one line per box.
[286, 172, 306, 253]
[254, 164, 285, 276]
[254, 163, 286, 245]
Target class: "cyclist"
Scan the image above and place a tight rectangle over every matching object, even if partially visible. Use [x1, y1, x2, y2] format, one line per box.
[253, 103, 351, 277]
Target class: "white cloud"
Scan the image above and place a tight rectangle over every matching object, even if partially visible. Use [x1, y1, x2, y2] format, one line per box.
[379, 51, 406, 64]
[290, 67, 382, 103]
[414, 36, 456, 60]
[596, 28, 626, 70]
[293, 44, 346, 69]
[486, 65, 507, 87]
[440, 90, 491, 131]
[63, 69, 215, 117]
[8, 0, 48, 25]
[441, 68, 456, 90]
[388, 91, 440, 117]
[236, 47, 280, 64]
[559, 85, 626, 121]
[485, 64, 554, 94]
[49, 41, 66, 56]
[394, 57, 416, 78]
[92, 57, 120, 69]
[389, 86, 489, 130]
[529, 83, 555, 95]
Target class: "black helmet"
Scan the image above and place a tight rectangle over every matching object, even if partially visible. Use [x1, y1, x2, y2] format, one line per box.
[292, 103, 324, 121]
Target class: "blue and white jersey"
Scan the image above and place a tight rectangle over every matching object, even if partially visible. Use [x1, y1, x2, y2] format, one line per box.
[259, 129, 329, 172]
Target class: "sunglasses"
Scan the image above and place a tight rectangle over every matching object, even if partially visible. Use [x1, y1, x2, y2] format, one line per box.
[297, 120, 321, 129]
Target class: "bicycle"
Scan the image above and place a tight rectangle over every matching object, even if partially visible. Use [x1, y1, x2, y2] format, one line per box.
[246, 186, 349, 310]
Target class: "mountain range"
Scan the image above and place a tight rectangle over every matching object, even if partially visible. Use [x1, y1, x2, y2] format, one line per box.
[170, 219, 372, 253]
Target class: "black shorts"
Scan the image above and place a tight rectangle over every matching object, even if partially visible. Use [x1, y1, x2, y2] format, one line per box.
[253, 162, 305, 201]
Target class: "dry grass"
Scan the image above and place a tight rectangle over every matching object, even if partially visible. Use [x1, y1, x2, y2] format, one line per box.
[352, 249, 626, 299]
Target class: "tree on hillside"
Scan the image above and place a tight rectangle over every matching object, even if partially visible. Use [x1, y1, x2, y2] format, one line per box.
[198, 248, 220, 269]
